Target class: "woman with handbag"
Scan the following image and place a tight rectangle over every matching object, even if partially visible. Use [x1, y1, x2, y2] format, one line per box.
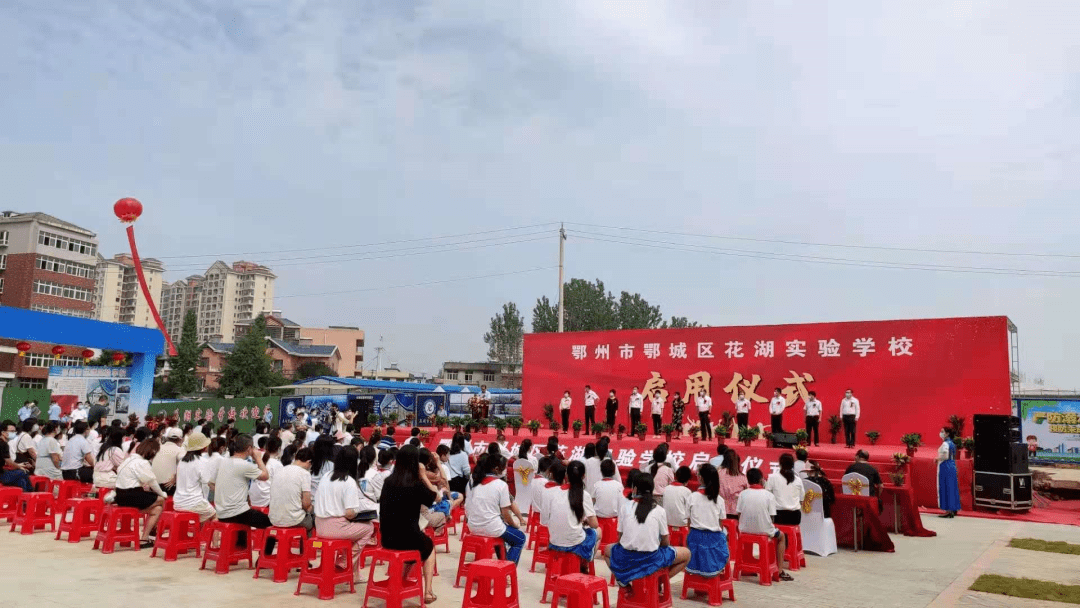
[313, 445, 375, 576]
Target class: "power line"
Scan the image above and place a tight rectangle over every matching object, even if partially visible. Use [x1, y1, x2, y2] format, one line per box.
[275, 265, 559, 299]
[566, 221, 1080, 259]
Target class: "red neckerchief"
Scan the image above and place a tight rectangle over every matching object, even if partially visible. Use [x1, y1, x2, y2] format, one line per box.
[670, 482, 684, 487]
[748, 484, 764, 490]
[545, 481, 558, 489]
[481, 474, 500, 485]
[623, 488, 633, 497]
[698, 489, 708, 495]
[560, 484, 570, 490]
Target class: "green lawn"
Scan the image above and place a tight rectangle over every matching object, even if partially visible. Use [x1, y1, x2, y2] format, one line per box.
[1009, 538, 1080, 556]
[971, 574, 1080, 605]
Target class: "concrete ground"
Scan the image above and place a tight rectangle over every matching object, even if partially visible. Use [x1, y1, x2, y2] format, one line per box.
[5, 515, 1080, 608]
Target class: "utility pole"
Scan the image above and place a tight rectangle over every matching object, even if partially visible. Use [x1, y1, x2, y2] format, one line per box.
[558, 223, 566, 333]
[374, 336, 385, 377]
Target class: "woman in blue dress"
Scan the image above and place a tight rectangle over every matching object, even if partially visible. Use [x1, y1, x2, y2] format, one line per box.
[936, 427, 961, 518]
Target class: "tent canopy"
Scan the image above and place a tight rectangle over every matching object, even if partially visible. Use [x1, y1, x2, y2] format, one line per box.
[291, 376, 519, 394]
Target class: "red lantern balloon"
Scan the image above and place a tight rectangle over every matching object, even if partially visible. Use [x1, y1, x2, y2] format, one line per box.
[113, 197, 143, 223]
[51, 345, 66, 359]
[81, 348, 95, 362]
[112, 352, 126, 365]
[16, 342, 30, 357]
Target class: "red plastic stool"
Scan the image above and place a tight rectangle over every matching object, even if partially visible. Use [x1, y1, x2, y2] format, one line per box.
[462, 559, 520, 608]
[775, 524, 806, 571]
[542, 550, 597, 603]
[449, 504, 466, 535]
[50, 480, 89, 510]
[736, 533, 779, 586]
[426, 522, 451, 553]
[525, 511, 542, 548]
[163, 497, 174, 512]
[28, 475, 50, 492]
[455, 535, 506, 587]
[668, 526, 688, 547]
[152, 511, 203, 561]
[359, 522, 383, 570]
[251, 505, 270, 515]
[597, 517, 619, 551]
[617, 569, 672, 608]
[9, 492, 54, 535]
[255, 527, 308, 582]
[200, 522, 254, 573]
[721, 520, 739, 566]
[93, 505, 141, 553]
[552, 573, 611, 608]
[0, 487, 23, 523]
[530, 526, 552, 573]
[55, 497, 104, 543]
[363, 548, 425, 608]
[681, 561, 736, 606]
[295, 537, 355, 600]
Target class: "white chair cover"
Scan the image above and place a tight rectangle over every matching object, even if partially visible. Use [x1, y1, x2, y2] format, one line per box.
[841, 472, 870, 496]
[799, 480, 837, 557]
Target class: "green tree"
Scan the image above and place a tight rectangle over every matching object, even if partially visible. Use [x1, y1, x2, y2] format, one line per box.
[532, 295, 559, 333]
[153, 376, 178, 399]
[484, 302, 525, 364]
[168, 309, 200, 395]
[217, 315, 277, 397]
[532, 278, 619, 333]
[293, 361, 338, 381]
[617, 291, 662, 330]
[662, 316, 701, 329]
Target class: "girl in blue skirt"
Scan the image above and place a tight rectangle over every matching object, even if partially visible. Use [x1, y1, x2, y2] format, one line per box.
[937, 427, 962, 518]
[604, 475, 691, 594]
[547, 461, 600, 566]
[685, 464, 730, 577]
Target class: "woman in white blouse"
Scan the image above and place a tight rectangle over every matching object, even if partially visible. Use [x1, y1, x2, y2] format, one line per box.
[93, 428, 127, 489]
[114, 440, 168, 548]
[559, 391, 573, 433]
[313, 446, 374, 576]
[765, 453, 805, 526]
[249, 436, 283, 508]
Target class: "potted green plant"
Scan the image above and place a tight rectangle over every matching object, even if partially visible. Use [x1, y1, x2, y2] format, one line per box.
[449, 416, 463, 431]
[892, 452, 911, 469]
[796, 428, 809, 446]
[948, 414, 966, 438]
[367, 413, 379, 427]
[688, 424, 700, 444]
[901, 432, 923, 456]
[527, 419, 542, 436]
[509, 417, 523, 436]
[571, 419, 584, 438]
[828, 415, 843, 444]
[434, 415, 448, 432]
[714, 424, 729, 446]
[738, 425, 760, 447]
[616, 424, 626, 440]
[889, 470, 906, 487]
[634, 423, 648, 440]
[542, 403, 555, 424]
[763, 430, 774, 447]
[720, 411, 735, 436]
[865, 430, 881, 446]
[660, 423, 676, 443]
[493, 417, 509, 433]
[591, 422, 606, 437]
[478, 418, 490, 433]
[549, 420, 561, 435]
[962, 437, 975, 459]
[384, 411, 399, 429]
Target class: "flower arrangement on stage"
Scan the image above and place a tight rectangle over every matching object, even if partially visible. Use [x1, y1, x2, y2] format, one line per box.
[714, 424, 729, 443]
[738, 425, 760, 447]
[634, 423, 648, 440]
[892, 452, 911, 469]
[947, 414, 966, 438]
[962, 437, 975, 458]
[688, 424, 701, 443]
[865, 430, 881, 445]
[571, 419, 584, 437]
[720, 410, 735, 433]
[901, 432, 923, 456]
[549, 420, 561, 434]
[661, 423, 677, 442]
[796, 429, 809, 446]
[889, 470, 906, 487]
[527, 419, 542, 436]
[591, 422, 606, 437]
[434, 415, 449, 431]
[616, 424, 627, 440]
[828, 415, 843, 444]
[509, 417, 523, 435]
[542, 403, 555, 424]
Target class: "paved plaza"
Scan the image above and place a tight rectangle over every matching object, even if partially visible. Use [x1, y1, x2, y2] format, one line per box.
[5, 515, 1078, 608]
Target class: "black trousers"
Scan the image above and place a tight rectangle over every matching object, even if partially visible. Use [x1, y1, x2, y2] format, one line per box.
[805, 415, 820, 445]
[561, 409, 570, 431]
[736, 412, 749, 429]
[699, 411, 713, 440]
[652, 414, 662, 435]
[606, 406, 617, 428]
[771, 414, 784, 434]
[630, 409, 641, 433]
[584, 406, 595, 430]
[843, 414, 857, 446]
[220, 509, 275, 553]
[62, 467, 93, 484]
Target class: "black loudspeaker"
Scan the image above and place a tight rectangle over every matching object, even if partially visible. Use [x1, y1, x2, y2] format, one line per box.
[348, 395, 375, 425]
[974, 472, 1033, 510]
[770, 432, 798, 448]
[973, 414, 1026, 473]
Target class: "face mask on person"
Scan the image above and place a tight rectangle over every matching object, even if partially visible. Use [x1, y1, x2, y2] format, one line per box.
[939, 431, 947, 440]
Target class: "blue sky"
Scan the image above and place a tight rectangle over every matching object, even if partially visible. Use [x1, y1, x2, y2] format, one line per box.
[2, 1, 1079, 385]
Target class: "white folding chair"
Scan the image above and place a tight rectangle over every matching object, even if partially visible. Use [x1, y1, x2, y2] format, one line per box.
[799, 480, 837, 557]
[840, 472, 870, 551]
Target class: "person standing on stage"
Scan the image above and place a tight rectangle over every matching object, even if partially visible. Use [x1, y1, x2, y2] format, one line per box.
[628, 387, 644, 434]
[605, 390, 619, 429]
[650, 390, 665, 436]
[769, 389, 786, 434]
[584, 385, 599, 431]
[804, 391, 822, 446]
[696, 389, 713, 441]
[735, 392, 751, 430]
[560, 391, 573, 432]
[670, 392, 685, 433]
[936, 428, 961, 518]
[840, 389, 860, 448]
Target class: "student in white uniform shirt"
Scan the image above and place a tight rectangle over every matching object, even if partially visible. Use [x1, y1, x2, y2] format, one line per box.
[531, 457, 556, 516]
[583, 385, 600, 433]
[604, 475, 691, 590]
[511, 440, 538, 514]
[737, 467, 793, 582]
[735, 391, 752, 431]
[628, 387, 644, 435]
[804, 391, 823, 446]
[249, 436, 284, 509]
[650, 390, 665, 436]
[559, 391, 573, 434]
[769, 388, 787, 434]
[173, 432, 217, 523]
[695, 390, 713, 441]
[465, 453, 526, 564]
[840, 389, 861, 448]
[685, 464, 730, 577]
[592, 459, 625, 519]
[766, 453, 805, 527]
[546, 460, 600, 566]
[663, 467, 693, 532]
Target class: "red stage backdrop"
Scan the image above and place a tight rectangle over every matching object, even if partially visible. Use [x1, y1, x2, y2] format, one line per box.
[523, 316, 1012, 445]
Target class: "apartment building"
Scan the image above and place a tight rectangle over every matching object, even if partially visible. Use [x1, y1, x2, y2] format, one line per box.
[440, 361, 523, 389]
[197, 338, 339, 392]
[93, 253, 165, 328]
[161, 275, 204, 343]
[0, 211, 100, 387]
[194, 261, 275, 344]
[235, 314, 365, 378]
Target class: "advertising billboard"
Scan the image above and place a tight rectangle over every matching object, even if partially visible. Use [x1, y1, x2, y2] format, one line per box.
[1019, 399, 1080, 464]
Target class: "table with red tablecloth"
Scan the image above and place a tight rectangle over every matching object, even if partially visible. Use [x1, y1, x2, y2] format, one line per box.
[881, 484, 936, 538]
[832, 494, 895, 552]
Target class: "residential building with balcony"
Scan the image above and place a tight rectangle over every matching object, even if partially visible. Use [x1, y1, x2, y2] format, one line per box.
[197, 338, 339, 392]
[194, 260, 275, 344]
[161, 275, 203, 344]
[439, 361, 522, 389]
[235, 314, 365, 379]
[93, 253, 165, 328]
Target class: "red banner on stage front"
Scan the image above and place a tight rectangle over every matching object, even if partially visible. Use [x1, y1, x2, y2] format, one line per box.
[522, 316, 1011, 445]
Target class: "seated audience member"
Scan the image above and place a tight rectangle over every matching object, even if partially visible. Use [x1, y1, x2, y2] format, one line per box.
[114, 440, 167, 548]
[152, 427, 185, 496]
[447, 433, 472, 497]
[314, 446, 375, 575]
[845, 450, 883, 497]
[408, 437, 422, 448]
[663, 466, 693, 529]
[215, 434, 273, 553]
[174, 432, 216, 523]
[593, 459, 625, 519]
[647, 445, 676, 503]
[531, 456, 555, 516]
[718, 448, 748, 519]
[604, 475, 691, 592]
[377, 427, 396, 451]
[805, 461, 836, 518]
[419, 447, 460, 527]
[512, 440, 538, 512]
[249, 436, 284, 509]
[93, 428, 127, 489]
[465, 453, 527, 564]
[547, 460, 600, 570]
[61, 421, 95, 483]
[793, 448, 809, 477]
[370, 448, 395, 502]
[1, 420, 32, 491]
[736, 467, 793, 581]
[709, 444, 726, 468]
[35, 423, 64, 481]
[14, 419, 38, 473]
[270, 447, 315, 531]
[543, 436, 565, 461]
[379, 445, 441, 605]
[308, 436, 337, 500]
[767, 453, 806, 526]
[686, 464, 729, 577]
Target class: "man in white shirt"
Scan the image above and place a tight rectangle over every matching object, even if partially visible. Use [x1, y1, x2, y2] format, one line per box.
[215, 434, 272, 552]
[696, 389, 713, 441]
[628, 387, 644, 435]
[769, 389, 787, 434]
[592, 460, 624, 518]
[840, 389, 861, 448]
[152, 428, 185, 495]
[69, 403, 88, 423]
[583, 385, 599, 432]
[735, 392, 752, 431]
[269, 446, 314, 531]
[650, 390, 665, 436]
[804, 391, 822, 446]
[736, 467, 792, 581]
